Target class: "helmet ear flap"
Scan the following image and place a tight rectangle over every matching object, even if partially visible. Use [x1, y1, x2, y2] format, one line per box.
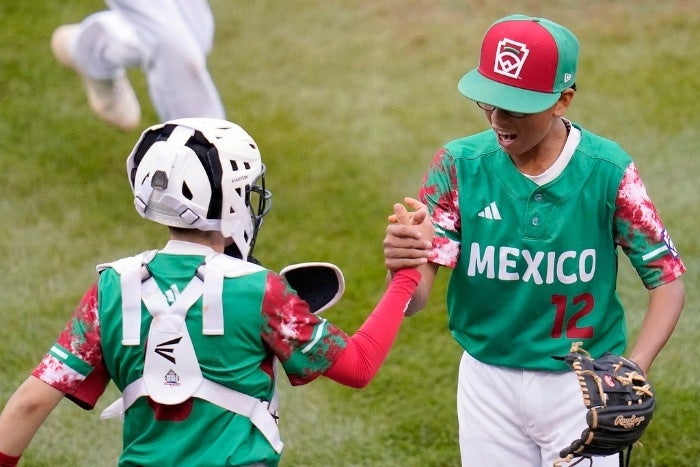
[220, 176, 255, 260]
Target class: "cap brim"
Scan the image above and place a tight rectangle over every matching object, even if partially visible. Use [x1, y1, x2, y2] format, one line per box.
[458, 69, 560, 114]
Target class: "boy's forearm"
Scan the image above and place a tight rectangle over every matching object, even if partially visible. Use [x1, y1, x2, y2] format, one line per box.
[0, 376, 65, 456]
[629, 279, 685, 374]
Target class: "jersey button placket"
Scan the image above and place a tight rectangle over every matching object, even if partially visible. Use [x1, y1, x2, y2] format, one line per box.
[525, 192, 545, 237]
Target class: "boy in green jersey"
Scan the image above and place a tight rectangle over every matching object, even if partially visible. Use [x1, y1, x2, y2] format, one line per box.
[383, 14, 685, 466]
[0, 118, 432, 466]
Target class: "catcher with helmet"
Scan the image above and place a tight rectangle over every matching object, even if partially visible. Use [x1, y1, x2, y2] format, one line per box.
[0, 118, 433, 466]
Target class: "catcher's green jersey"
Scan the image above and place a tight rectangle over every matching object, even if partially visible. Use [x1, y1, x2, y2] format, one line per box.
[420, 123, 685, 371]
[98, 253, 279, 466]
[93, 247, 346, 466]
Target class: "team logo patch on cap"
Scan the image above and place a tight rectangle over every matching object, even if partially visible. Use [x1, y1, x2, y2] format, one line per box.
[494, 38, 530, 79]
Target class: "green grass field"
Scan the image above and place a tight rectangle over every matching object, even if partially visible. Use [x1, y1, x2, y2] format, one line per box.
[1, 1, 698, 465]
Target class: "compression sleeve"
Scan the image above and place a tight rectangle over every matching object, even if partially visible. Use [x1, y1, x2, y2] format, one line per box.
[323, 269, 420, 388]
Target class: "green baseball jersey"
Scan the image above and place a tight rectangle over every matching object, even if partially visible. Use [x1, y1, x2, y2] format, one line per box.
[420, 122, 685, 371]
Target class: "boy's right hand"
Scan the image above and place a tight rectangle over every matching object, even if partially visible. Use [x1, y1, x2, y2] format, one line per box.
[383, 197, 433, 272]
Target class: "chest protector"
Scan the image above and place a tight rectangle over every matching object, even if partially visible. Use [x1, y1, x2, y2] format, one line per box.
[141, 271, 205, 404]
[98, 251, 283, 453]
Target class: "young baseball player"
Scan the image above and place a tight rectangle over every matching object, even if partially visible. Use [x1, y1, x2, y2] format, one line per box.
[0, 118, 432, 466]
[383, 14, 686, 466]
[50, 0, 226, 130]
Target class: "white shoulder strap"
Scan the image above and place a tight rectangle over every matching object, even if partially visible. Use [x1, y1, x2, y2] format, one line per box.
[200, 253, 265, 334]
[96, 251, 157, 346]
[95, 250, 158, 275]
[208, 252, 267, 277]
[201, 258, 225, 335]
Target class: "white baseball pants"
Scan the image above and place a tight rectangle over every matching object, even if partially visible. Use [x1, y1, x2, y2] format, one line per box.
[70, 0, 225, 121]
[457, 351, 620, 466]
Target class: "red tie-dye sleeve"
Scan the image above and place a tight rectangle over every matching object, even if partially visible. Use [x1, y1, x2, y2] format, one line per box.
[261, 269, 421, 388]
[419, 148, 461, 268]
[260, 273, 349, 385]
[614, 163, 686, 288]
[32, 282, 110, 409]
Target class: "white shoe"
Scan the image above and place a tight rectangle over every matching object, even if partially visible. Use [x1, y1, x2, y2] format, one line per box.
[51, 24, 141, 131]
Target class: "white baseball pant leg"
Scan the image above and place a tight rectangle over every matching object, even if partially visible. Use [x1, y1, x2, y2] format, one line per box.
[72, 0, 225, 121]
[457, 351, 620, 467]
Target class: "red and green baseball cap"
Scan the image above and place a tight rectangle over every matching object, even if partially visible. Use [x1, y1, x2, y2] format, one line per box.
[458, 14, 579, 114]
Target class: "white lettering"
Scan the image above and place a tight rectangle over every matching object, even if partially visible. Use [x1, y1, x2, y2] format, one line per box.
[546, 252, 556, 284]
[466, 243, 596, 285]
[468, 243, 495, 278]
[522, 250, 545, 284]
[499, 247, 520, 280]
[557, 251, 577, 284]
[579, 249, 596, 282]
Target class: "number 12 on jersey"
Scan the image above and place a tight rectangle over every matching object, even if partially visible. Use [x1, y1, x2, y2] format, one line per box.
[550, 293, 594, 339]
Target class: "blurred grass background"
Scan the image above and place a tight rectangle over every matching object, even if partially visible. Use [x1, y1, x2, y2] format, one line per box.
[0, 1, 697, 465]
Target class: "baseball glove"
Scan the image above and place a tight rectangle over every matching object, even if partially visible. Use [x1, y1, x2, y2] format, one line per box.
[554, 342, 655, 467]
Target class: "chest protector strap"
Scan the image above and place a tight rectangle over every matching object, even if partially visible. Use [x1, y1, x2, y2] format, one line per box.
[118, 253, 154, 345]
[101, 377, 283, 453]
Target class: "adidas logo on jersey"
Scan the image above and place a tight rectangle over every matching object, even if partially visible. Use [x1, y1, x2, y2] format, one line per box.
[477, 202, 501, 220]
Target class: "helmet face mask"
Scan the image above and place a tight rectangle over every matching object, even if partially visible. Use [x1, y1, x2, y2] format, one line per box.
[127, 118, 272, 260]
[247, 167, 272, 256]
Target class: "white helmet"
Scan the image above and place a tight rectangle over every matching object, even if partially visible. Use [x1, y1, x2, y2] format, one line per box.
[126, 118, 271, 260]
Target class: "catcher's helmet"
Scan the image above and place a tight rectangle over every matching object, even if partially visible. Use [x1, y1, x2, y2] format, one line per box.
[126, 118, 271, 260]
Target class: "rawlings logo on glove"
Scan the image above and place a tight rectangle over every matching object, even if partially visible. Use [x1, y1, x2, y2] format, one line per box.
[553, 342, 655, 467]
